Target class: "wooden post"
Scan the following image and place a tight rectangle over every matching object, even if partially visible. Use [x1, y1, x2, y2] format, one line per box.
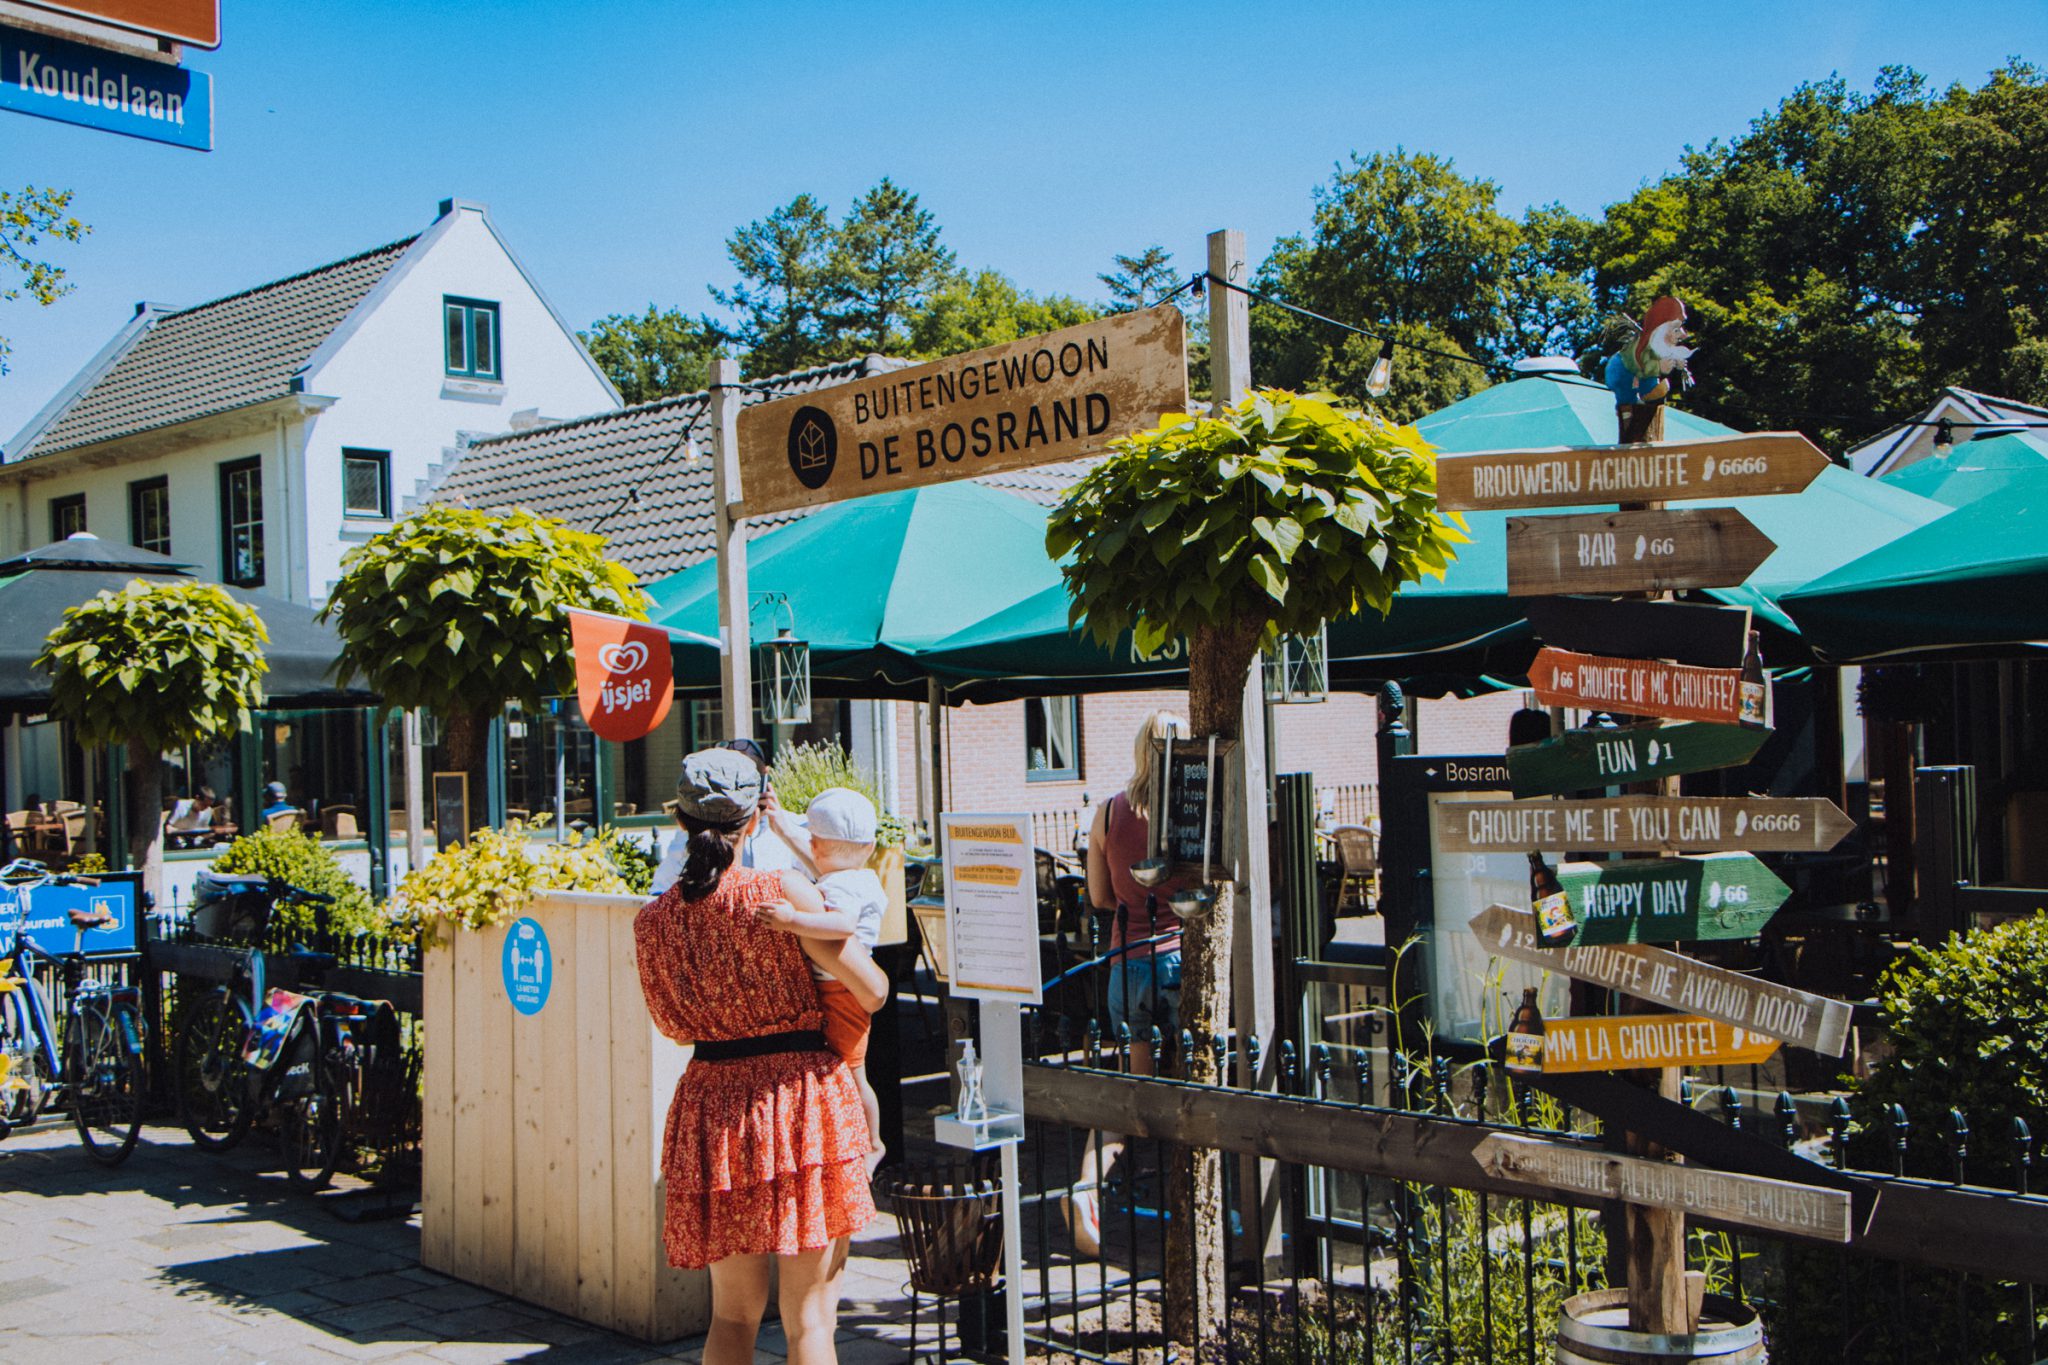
[708, 357, 752, 739]
[403, 709, 427, 876]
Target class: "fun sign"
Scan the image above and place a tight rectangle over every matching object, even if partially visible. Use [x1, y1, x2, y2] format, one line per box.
[569, 608, 674, 741]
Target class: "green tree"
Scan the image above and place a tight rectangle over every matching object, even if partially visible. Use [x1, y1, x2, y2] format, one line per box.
[1498, 203, 1602, 367]
[906, 269, 1099, 358]
[1100, 245, 1182, 311]
[581, 306, 719, 405]
[34, 581, 268, 903]
[826, 178, 957, 355]
[1046, 392, 1466, 1348]
[320, 507, 648, 834]
[709, 193, 837, 377]
[1, 185, 90, 374]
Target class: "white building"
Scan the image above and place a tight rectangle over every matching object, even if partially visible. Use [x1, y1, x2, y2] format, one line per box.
[1, 198, 620, 602]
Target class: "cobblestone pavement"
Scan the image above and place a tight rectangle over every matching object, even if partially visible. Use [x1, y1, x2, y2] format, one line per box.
[0, 1123, 928, 1363]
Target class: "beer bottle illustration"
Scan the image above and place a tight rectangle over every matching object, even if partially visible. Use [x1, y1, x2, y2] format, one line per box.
[1505, 987, 1546, 1072]
[1528, 850, 1575, 945]
[1738, 630, 1769, 727]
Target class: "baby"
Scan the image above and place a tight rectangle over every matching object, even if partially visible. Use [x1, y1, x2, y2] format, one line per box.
[754, 786, 889, 1173]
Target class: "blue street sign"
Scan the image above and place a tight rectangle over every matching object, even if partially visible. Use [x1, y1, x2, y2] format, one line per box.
[1, 873, 142, 960]
[501, 916, 551, 1016]
[0, 23, 212, 151]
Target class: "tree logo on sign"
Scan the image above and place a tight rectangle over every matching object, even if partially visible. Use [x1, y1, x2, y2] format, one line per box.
[787, 406, 837, 490]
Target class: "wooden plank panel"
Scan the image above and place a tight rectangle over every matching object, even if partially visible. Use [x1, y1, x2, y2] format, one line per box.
[540, 901, 582, 1317]
[1436, 432, 1828, 511]
[1521, 596, 1752, 669]
[1507, 509, 1776, 597]
[1507, 722, 1769, 798]
[608, 904, 655, 1340]
[1530, 646, 1763, 728]
[1436, 795, 1855, 855]
[478, 922, 516, 1292]
[1554, 854, 1792, 945]
[735, 305, 1187, 517]
[1531, 1013, 1780, 1073]
[575, 904, 617, 1326]
[511, 920, 547, 1304]
[448, 927, 488, 1284]
[419, 935, 456, 1273]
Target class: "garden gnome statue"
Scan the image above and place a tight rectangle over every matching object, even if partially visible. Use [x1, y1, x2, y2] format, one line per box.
[1605, 295, 1695, 443]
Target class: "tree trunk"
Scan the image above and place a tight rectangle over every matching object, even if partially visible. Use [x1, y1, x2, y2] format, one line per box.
[1164, 619, 1260, 1349]
[126, 748, 164, 911]
[437, 708, 496, 841]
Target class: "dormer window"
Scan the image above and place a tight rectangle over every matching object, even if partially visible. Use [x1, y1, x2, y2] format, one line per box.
[444, 297, 501, 381]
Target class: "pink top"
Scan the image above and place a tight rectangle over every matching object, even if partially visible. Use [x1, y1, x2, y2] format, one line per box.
[1100, 792, 1184, 952]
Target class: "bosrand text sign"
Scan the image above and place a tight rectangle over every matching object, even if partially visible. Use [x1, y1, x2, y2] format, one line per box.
[736, 305, 1187, 517]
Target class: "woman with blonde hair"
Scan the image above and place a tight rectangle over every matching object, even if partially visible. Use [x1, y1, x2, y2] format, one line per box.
[1067, 708, 1191, 1255]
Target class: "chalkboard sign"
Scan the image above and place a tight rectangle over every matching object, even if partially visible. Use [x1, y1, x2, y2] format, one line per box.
[1158, 737, 1235, 880]
[432, 772, 470, 849]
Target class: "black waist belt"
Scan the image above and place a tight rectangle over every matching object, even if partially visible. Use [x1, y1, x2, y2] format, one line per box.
[694, 1029, 827, 1062]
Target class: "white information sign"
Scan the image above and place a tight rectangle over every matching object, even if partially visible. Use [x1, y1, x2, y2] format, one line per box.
[941, 812, 1044, 1004]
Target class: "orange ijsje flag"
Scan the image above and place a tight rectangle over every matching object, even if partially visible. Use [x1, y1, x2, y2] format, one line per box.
[569, 608, 675, 742]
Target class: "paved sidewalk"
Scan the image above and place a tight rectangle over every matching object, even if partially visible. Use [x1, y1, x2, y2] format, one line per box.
[0, 1123, 927, 1363]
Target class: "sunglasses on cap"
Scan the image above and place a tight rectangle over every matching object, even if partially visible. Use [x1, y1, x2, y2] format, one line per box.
[718, 737, 768, 767]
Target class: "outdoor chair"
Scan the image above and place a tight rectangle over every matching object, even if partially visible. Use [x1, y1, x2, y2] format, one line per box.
[322, 807, 360, 840]
[265, 808, 303, 835]
[876, 1164, 1004, 1365]
[1332, 824, 1378, 913]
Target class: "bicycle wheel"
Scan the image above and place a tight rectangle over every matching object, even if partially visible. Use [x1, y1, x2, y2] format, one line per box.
[70, 1000, 144, 1166]
[281, 1050, 348, 1191]
[175, 989, 254, 1151]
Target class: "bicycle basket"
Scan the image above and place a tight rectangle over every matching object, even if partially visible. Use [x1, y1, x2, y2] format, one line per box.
[190, 870, 275, 942]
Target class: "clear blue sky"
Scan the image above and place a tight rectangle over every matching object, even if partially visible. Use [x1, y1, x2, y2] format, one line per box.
[4, 0, 2043, 440]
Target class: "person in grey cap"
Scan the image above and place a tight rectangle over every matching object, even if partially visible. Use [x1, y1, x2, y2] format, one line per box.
[650, 738, 808, 894]
[258, 780, 296, 821]
[633, 748, 885, 1363]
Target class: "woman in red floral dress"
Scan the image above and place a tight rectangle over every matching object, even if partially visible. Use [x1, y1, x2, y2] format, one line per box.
[635, 749, 887, 1365]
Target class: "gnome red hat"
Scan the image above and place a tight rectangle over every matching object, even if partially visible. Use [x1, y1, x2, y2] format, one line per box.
[1632, 295, 1687, 372]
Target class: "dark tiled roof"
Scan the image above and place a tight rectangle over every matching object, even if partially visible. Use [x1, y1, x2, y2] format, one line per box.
[17, 237, 417, 460]
[434, 357, 932, 582]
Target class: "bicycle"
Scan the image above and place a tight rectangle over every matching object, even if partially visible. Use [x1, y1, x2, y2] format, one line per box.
[0, 859, 147, 1165]
[173, 872, 362, 1189]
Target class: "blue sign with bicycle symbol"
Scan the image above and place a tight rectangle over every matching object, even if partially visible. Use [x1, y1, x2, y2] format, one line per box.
[0, 873, 140, 959]
[501, 916, 551, 1015]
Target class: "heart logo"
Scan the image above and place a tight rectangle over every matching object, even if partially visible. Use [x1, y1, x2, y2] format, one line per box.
[598, 641, 649, 675]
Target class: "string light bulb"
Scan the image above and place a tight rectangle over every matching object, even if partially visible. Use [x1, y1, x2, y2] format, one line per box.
[1365, 336, 1396, 398]
[1934, 418, 1955, 449]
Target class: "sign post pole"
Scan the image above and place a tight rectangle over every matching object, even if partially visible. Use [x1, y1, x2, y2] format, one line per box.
[708, 357, 752, 741]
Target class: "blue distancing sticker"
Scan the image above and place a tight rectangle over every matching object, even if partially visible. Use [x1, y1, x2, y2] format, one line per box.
[501, 916, 551, 1015]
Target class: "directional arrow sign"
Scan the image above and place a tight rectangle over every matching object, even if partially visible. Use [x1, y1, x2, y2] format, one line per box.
[1556, 854, 1791, 945]
[1506, 723, 1768, 798]
[1536, 1013, 1782, 1074]
[1470, 904, 1853, 1055]
[1506, 508, 1777, 597]
[1522, 596, 1753, 670]
[1530, 646, 1764, 728]
[1435, 432, 1830, 512]
[1472, 1134, 1852, 1242]
[1436, 796, 1855, 855]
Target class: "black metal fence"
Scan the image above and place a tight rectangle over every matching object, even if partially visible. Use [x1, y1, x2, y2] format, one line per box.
[1011, 1009, 2047, 1364]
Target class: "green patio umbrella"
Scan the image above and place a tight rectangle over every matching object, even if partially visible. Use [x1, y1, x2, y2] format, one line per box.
[1877, 431, 2048, 508]
[1781, 468, 2048, 662]
[644, 481, 1067, 700]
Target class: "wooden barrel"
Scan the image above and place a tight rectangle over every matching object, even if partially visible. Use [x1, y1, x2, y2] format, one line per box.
[1555, 1289, 1765, 1365]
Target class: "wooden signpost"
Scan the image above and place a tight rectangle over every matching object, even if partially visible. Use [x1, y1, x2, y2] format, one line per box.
[734, 305, 1188, 518]
[1473, 1134, 1852, 1243]
[1536, 1014, 1780, 1074]
[1506, 508, 1776, 597]
[1435, 432, 1829, 512]
[1471, 904, 1853, 1056]
[1552, 854, 1791, 945]
[1506, 722, 1767, 798]
[1521, 596, 1753, 670]
[1529, 646, 1762, 728]
[1437, 794, 1855, 855]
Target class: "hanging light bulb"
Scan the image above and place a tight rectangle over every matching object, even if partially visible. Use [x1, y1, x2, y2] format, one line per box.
[1365, 336, 1396, 398]
[1934, 418, 1955, 449]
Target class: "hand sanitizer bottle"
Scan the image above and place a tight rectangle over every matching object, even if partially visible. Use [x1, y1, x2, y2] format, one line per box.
[957, 1039, 986, 1122]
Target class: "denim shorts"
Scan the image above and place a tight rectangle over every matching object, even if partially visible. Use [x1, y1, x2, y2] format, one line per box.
[1106, 948, 1182, 1040]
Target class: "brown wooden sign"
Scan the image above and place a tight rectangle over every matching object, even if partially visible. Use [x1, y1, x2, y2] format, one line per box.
[1437, 795, 1854, 855]
[1520, 596, 1752, 670]
[1506, 508, 1776, 597]
[1535, 1014, 1781, 1074]
[1470, 904, 1853, 1055]
[1436, 432, 1829, 512]
[17, 0, 220, 47]
[1473, 1134, 1852, 1242]
[1529, 646, 1761, 727]
[735, 306, 1187, 517]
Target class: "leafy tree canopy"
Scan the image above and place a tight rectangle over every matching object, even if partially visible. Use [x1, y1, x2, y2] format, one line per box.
[1, 185, 90, 374]
[826, 177, 958, 355]
[580, 306, 719, 405]
[907, 269, 1098, 358]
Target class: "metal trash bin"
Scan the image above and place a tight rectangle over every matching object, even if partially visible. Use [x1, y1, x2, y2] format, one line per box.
[877, 1164, 1004, 1363]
